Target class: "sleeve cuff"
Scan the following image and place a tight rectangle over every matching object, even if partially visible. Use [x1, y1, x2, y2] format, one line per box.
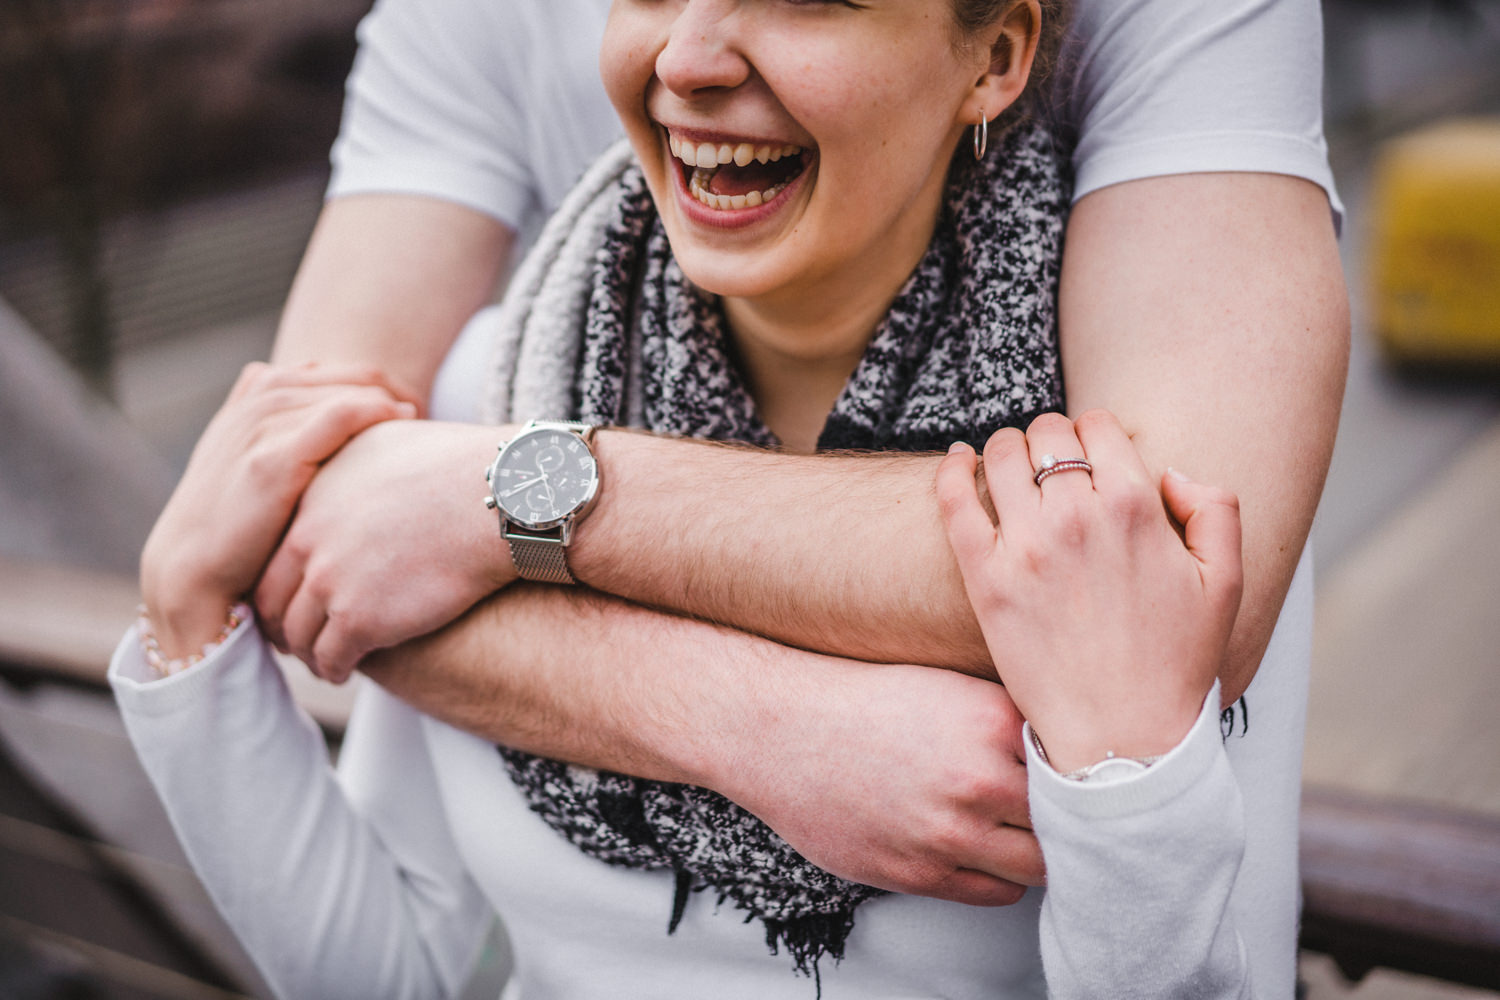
[109, 613, 267, 716]
[1025, 681, 1226, 820]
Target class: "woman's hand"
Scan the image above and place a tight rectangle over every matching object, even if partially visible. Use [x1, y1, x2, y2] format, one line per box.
[139, 363, 416, 661]
[935, 410, 1243, 774]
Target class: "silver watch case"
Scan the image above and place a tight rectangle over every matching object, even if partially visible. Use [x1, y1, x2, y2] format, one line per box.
[483, 421, 600, 535]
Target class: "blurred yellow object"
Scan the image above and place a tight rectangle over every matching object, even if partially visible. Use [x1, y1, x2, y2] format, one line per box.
[1369, 118, 1500, 367]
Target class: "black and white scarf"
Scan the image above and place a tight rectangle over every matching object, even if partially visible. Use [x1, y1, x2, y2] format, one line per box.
[482, 120, 1071, 983]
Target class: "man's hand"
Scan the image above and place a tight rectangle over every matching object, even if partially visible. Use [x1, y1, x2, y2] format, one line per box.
[141, 363, 416, 658]
[255, 418, 519, 682]
[364, 584, 1044, 906]
[726, 660, 1043, 904]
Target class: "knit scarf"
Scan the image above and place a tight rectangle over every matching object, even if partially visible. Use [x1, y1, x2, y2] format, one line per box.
[481, 120, 1071, 984]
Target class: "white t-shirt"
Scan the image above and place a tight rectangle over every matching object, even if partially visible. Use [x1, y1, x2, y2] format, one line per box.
[328, 0, 1343, 423]
[328, 0, 1343, 235]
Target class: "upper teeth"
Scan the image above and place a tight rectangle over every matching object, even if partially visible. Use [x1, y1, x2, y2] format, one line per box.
[668, 134, 802, 168]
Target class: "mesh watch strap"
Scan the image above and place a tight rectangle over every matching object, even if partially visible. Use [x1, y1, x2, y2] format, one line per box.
[505, 535, 577, 585]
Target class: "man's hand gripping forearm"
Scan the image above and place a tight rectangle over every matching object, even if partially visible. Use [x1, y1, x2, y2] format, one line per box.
[363, 581, 1044, 906]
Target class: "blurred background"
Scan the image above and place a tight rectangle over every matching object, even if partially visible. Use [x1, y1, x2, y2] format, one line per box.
[1, 0, 1498, 997]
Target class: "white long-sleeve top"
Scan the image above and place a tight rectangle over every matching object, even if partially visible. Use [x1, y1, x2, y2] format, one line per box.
[110, 550, 1310, 1000]
[114, 0, 1325, 989]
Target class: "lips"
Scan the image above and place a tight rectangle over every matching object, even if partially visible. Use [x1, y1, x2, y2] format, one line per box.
[665, 130, 810, 212]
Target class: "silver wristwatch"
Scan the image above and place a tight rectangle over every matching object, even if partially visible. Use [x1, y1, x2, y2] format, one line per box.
[484, 420, 600, 585]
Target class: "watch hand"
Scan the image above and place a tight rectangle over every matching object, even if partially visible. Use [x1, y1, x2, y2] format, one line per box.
[500, 474, 549, 498]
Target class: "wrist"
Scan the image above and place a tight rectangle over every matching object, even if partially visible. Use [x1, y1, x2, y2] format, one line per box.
[702, 641, 844, 812]
[139, 554, 240, 661]
[1025, 685, 1208, 776]
[563, 426, 642, 587]
[137, 600, 248, 675]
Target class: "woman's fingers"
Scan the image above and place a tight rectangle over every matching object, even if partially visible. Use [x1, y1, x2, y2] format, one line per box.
[979, 427, 1036, 532]
[1024, 413, 1092, 497]
[146, 369, 415, 651]
[1162, 468, 1245, 613]
[227, 360, 420, 407]
[1071, 409, 1153, 498]
[286, 387, 417, 470]
[936, 443, 996, 562]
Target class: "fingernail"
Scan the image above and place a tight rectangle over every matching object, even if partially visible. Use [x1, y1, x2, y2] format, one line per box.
[947, 441, 967, 455]
[1167, 467, 1191, 482]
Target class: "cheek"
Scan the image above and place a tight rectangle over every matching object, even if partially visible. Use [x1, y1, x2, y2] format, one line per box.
[781, 34, 972, 170]
[599, 17, 657, 123]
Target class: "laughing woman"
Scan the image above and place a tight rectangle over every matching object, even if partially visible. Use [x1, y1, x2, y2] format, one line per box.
[116, 1, 1292, 997]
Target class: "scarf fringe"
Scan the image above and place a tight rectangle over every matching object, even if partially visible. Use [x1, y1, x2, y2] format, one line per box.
[664, 870, 852, 998]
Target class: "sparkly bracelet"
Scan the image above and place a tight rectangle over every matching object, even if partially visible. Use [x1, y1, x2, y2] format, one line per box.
[1029, 726, 1165, 783]
[136, 602, 249, 678]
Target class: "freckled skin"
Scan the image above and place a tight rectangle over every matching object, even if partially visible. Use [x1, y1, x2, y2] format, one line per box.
[600, 1, 1004, 364]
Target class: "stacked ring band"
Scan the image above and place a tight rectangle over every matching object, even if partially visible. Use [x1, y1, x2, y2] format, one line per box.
[1033, 453, 1093, 486]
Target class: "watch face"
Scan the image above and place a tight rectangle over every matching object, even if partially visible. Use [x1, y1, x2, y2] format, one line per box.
[488, 426, 598, 530]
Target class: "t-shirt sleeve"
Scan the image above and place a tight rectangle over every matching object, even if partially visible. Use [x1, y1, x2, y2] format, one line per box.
[327, 0, 614, 232]
[1060, 0, 1342, 221]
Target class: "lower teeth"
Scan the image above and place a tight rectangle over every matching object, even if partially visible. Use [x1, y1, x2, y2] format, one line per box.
[689, 166, 788, 211]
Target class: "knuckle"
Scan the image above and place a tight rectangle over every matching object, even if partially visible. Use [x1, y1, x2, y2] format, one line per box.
[1025, 411, 1071, 437]
[242, 442, 284, 486]
[1073, 408, 1118, 436]
[973, 574, 1008, 610]
[1047, 502, 1091, 548]
[935, 475, 971, 519]
[1104, 484, 1158, 529]
[983, 426, 1023, 456]
[990, 880, 1028, 906]
[277, 528, 313, 565]
[1214, 487, 1242, 513]
[234, 361, 270, 390]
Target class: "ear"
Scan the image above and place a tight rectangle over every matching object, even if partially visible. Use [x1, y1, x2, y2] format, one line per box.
[960, 0, 1042, 127]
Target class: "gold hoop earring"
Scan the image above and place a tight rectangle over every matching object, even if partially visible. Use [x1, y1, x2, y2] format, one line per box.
[973, 111, 989, 161]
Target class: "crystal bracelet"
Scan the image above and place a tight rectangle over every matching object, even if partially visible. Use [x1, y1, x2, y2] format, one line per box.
[1029, 725, 1165, 782]
[136, 602, 249, 678]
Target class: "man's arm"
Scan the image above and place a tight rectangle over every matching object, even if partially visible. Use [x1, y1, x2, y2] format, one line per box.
[361, 582, 1044, 906]
[272, 194, 514, 408]
[266, 174, 1344, 703]
[1057, 173, 1348, 698]
[575, 173, 1346, 702]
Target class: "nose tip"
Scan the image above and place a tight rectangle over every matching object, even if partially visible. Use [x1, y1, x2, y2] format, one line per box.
[653, 8, 749, 97]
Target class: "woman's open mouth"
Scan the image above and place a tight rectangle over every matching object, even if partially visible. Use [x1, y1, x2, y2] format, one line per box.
[667, 132, 811, 212]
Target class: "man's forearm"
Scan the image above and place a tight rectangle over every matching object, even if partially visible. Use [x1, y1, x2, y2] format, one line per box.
[363, 582, 779, 786]
[563, 175, 1346, 701]
[361, 582, 1046, 902]
[570, 438, 995, 676]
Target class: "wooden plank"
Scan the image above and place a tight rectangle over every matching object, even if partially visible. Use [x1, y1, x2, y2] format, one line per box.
[1301, 787, 1500, 989]
[1306, 418, 1500, 814]
[0, 556, 355, 731]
